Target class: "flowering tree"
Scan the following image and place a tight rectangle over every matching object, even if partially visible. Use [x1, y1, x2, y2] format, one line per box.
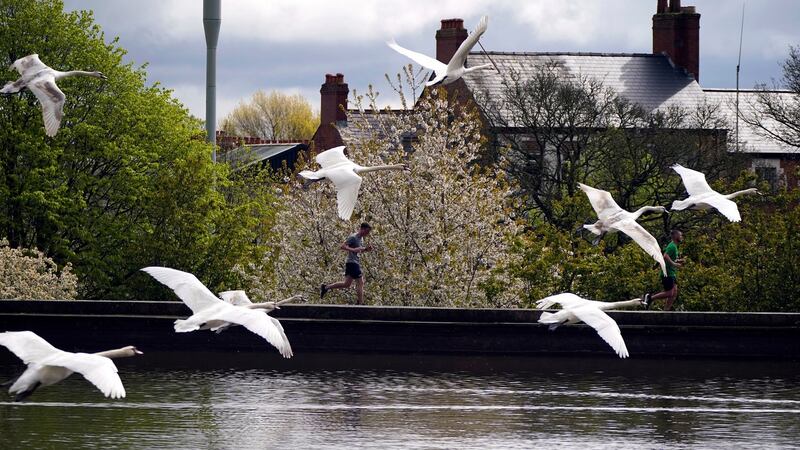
[243, 82, 521, 307]
[0, 239, 77, 300]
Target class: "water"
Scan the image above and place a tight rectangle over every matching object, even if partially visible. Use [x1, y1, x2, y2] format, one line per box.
[0, 353, 798, 449]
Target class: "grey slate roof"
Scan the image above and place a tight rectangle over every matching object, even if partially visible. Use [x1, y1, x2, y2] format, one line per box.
[337, 109, 411, 149]
[703, 89, 798, 155]
[464, 52, 704, 118]
[463, 51, 798, 155]
[221, 143, 302, 168]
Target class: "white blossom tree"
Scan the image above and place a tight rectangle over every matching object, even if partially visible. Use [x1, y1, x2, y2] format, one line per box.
[0, 239, 77, 300]
[241, 80, 521, 307]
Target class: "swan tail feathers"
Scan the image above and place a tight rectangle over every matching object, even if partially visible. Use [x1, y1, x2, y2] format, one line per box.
[174, 319, 199, 333]
[0, 79, 25, 94]
[671, 199, 692, 211]
[13, 382, 40, 402]
[299, 170, 322, 180]
[583, 224, 602, 236]
[538, 311, 560, 324]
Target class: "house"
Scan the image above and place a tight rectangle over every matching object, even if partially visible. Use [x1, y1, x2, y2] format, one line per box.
[310, 0, 798, 187]
[216, 131, 309, 172]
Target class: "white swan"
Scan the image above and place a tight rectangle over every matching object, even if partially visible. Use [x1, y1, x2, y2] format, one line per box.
[0, 54, 106, 137]
[387, 15, 493, 86]
[536, 293, 642, 358]
[141, 267, 295, 358]
[0, 331, 141, 401]
[670, 164, 759, 222]
[579, 183, 668, 276]
[299, 146, 408, 220]
[208, 290, 303, 336]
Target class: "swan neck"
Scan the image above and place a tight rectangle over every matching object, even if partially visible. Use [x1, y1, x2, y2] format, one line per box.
[631, 206, 660, 219]
[465, 64, 492, 73]
[357, 164, 404, 174]
[57, 70, 91, 78]
[604, 299, 642, 309]
[726, 189, 755, 199]
[95, 347, 137, 359]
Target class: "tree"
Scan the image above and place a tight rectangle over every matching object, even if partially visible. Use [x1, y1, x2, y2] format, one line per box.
[240, 85, 522, 307]
[0, 238, 77, 300]
[0, 0, 279, 299]
[740, 45, 800, 149]
[220, 90, 319, 140]
[476, 62, 742, 235]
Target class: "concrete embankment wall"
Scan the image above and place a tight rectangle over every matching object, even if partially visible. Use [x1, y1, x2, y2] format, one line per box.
[0, 300, 797, 360]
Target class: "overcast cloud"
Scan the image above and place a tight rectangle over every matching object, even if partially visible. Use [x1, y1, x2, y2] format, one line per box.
[62, 0, 800, 123]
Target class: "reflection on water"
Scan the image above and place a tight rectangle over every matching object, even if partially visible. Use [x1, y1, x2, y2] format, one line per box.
[0, 354, 798, 449]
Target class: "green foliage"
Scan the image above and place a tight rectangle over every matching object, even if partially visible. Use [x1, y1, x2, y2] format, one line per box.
[0, 0, 279, 298]
[492, 170, 800, 312]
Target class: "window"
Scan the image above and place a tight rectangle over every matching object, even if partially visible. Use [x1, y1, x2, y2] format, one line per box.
[755, 166, 778, 191]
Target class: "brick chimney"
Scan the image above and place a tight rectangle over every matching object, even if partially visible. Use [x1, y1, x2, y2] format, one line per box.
[313, 73, 348, 151]
[653, 0, 700, 81]
[436, 18, 468, 64]
[320, 73, 348, 125]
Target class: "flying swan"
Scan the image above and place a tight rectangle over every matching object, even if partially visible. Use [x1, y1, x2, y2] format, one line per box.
[579, 183, 668, 276]
[142, 267, 297, 358]
[0, 331, 141, 401]
[1, 54, 106, 136]
[536, 293, 642, 358]
[387, 15, 493, 86]
[299, 146, 408, 220]
[670, 164, 759, 222]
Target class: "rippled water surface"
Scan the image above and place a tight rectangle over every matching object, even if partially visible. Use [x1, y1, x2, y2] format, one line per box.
[0, 353, 798, 449]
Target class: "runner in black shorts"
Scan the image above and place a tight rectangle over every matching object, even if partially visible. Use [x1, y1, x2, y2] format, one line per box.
[643, 230, 684, 311]
[320, 223, 372, 304]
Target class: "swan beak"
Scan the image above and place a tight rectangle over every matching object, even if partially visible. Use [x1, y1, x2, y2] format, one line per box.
[402, 164, 410, 172]
[98, 72, 108, 80]
[134, 349, 144, 355]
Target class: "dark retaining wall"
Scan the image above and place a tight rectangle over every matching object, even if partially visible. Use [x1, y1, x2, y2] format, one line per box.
[0, 300, 798, 360]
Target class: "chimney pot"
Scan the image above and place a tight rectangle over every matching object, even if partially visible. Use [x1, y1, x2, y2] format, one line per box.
[320, 72, 349, 125]
[653, 1, 700, 81]
[436, 17, 468, 64]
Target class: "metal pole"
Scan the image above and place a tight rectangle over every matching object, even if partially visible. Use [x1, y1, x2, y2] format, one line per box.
[204, 0, 221, 162]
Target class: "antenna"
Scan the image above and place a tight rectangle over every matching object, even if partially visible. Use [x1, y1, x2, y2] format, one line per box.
[735, 1, 745, 152]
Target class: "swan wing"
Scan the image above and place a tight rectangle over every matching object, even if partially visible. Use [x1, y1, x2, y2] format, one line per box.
[0, 331, 61, 365]
[215, 306, 293, 357]
[219, 290, 253, 306]
[269, 315, 293, 358]
[387, 39, 447, 73]
[535, 293, 587, 310]
[578, 183, 622, 221]
[141, 267, 223, 314]
[28, 75, 65, 137]
[12, 54, 48, 76]
[315, 146, 353, 169]
[614, 219, 668, 276]
[44, 352, 126, 398]
[672, 164, 714, 197]
[570, 305, 629, 358]
[325, 167, 363, 220]
[447, 15, 488, 72]
[702, 196, 742, 222]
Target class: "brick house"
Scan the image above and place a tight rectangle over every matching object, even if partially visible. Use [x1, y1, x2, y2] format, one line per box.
[310, 0, 798, 187]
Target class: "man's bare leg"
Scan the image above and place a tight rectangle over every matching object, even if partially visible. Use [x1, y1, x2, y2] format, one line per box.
[355, 277, 364, 305]
[326, 277, 353, 291]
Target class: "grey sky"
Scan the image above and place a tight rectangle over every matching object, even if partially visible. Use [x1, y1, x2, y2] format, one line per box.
[62, 0, 800, 123]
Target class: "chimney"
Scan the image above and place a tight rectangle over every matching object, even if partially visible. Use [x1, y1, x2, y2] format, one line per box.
[320, 73, 348, 125]
[436, 18, 468, 64]
[653, 0, 700, 81]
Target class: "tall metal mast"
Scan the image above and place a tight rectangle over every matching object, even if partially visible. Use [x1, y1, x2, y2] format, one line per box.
[204, 0, 221, 161]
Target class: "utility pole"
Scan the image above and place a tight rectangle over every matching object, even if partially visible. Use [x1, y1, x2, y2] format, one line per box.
[204, 0, 221, 161]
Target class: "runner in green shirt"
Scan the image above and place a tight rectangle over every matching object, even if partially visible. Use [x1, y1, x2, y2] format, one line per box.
[643, 229, 684, 311]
